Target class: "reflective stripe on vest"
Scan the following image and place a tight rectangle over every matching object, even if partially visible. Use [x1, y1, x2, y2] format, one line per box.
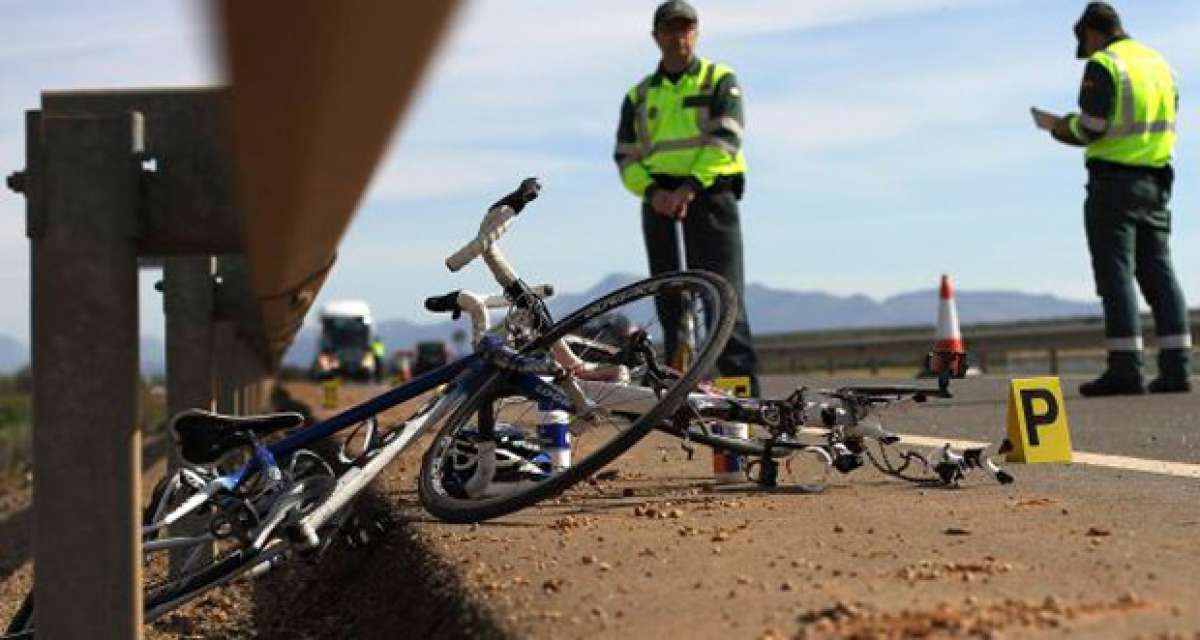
[616, 59, 744, 167]
[1095, 47, 1175, 138]
[1085, 40, 1176, 167]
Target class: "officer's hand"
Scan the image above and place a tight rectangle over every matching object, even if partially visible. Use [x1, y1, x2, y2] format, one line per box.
[671, 186, 696, 219]
[650, 189, 676, 217]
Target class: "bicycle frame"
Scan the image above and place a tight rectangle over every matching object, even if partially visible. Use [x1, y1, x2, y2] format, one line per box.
[212, 352, 577, 494]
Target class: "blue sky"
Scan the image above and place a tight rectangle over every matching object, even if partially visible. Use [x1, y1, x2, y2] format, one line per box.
[1, 1, 1198, 347]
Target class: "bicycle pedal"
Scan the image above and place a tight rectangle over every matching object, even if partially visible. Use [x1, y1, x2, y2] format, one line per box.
[934, 462, 963, 487]
[831, 453, 863, 474]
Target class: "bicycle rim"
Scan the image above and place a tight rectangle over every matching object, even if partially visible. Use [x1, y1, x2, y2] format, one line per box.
[418, 270, 736, 523]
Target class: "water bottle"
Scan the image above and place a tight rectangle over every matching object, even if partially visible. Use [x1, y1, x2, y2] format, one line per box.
[712, 421, 749, 484]
[537, 405, 572, 471]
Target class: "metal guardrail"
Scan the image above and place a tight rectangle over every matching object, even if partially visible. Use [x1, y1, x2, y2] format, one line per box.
[756, 310, 1200, 374]
[7, 3, 463, 636]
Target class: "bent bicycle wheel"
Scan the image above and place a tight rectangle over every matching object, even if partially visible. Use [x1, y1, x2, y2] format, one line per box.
[418, 270, 736, 523]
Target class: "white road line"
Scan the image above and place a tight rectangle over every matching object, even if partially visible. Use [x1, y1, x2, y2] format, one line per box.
[872, 432, 1200, 480]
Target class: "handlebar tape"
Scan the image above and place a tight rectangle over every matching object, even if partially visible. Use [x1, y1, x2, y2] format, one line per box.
[445, 178, 541, 272]
[424, 290, 462, 318]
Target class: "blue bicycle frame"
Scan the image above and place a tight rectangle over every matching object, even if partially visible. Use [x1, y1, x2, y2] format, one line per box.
[215, 341, 574, 491]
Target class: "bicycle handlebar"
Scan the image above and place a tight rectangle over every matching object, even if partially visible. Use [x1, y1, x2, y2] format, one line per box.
[424, 284, 555, 316]
[424, 284, 556, 346]
[445, 177, 541, 272]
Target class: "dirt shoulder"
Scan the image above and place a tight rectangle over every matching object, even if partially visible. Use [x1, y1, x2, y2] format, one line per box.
[3, 379, 1198, 639]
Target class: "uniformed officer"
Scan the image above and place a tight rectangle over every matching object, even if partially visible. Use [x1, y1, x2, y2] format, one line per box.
[613, 0, 760, 395]
[1046, 3, 1191, 396]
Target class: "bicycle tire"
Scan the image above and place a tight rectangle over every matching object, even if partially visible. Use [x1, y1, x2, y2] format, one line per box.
[418, 270, 736, 523]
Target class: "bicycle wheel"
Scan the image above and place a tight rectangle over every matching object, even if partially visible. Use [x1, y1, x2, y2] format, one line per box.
[418, 270, 735, 523]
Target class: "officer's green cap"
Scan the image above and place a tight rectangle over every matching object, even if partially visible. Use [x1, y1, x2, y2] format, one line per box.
[654, 1, 698, 28]
[1076, 2, 1122, 33]
[1074, 2, 1123, 58]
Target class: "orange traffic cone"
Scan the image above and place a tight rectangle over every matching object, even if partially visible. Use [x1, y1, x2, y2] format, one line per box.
[934, 274, 965, 355]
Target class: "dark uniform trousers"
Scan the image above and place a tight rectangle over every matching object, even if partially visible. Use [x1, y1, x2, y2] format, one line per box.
[1085, 165, 1191, 378]
[641, 185, 760, 396]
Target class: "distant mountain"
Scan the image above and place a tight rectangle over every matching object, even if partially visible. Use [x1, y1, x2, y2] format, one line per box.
[280, 273, 1100, 367]
[0, 335, 167, 376]
[0, 335, 27, 373]
[745, 284, 1100, 334]
[0, 277, 1105, 374]
[140, 336, 166, 377]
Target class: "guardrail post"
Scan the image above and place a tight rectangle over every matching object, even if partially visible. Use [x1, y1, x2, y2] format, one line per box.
[213, 321, 238, 415]
[1048, 349, 1060, 376]
[164, 256, 217, 416]
[163, 255, 217, 571]
[29, 112, 144, 638]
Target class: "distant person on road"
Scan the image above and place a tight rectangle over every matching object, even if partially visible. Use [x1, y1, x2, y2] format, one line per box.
[1042, 3, 1191, 396]
[370, 338, 387, 384]
[613, 0, 760, 395]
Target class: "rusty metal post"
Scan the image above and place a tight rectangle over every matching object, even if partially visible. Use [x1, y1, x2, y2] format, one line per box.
[28, 112, 145, 637]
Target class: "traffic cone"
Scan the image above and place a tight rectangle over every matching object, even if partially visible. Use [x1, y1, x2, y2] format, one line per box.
[934, 274, 965, 355]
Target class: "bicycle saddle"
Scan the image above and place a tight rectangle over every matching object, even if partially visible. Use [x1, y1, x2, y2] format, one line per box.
[171, 409, 305, 465]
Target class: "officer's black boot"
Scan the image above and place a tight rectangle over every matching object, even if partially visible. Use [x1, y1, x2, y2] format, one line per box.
[1079, 351, 1145, 397]
[1148, 348, 1192, 393]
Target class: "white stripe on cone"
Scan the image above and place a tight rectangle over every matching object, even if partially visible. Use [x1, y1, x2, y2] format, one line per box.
[934, 274, 965, 353]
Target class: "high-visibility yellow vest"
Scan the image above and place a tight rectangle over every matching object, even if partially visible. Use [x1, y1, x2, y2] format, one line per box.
[617, 58, 746, 197]
[1072, 39, 1176, 167]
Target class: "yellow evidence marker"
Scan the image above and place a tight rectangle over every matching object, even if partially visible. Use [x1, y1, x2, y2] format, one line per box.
[321, 378, 340, 409]
[1004, 377, 1072, 463]
[712, 376, 752, 398]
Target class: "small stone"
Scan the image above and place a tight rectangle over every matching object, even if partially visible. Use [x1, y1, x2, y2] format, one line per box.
[1043, 595, 1063, 613]
[833, 524, 845, 533]
[944, 527, 971, 536]
[1085, 526, 1111, 537]
[582, 555, 597, 565]
[780, 581, 794, 592]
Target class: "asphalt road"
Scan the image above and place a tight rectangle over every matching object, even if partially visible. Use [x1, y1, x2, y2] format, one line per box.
[759, 373, 1200, 464]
